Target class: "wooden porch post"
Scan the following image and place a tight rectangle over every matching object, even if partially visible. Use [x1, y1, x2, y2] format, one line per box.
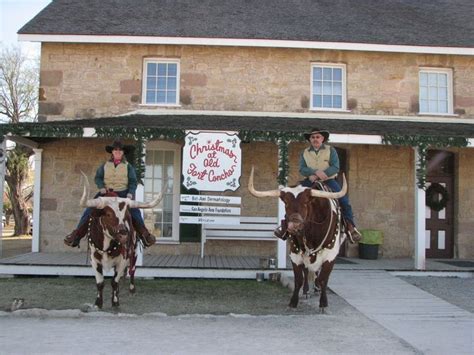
[0, 139, 5, 256]
[414, 147, 426, 270]
[277, 139, 286, 269]
[32, 148, 43, 252]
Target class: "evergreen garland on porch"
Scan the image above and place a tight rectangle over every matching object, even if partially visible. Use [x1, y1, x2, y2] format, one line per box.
[383, 134, 468, 189]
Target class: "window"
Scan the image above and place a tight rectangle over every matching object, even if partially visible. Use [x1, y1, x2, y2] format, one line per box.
[144, 141, 181, 242]
[311, 64, 346, 110]
[143, 59, 180, 105]
[419, 68, 453, 115]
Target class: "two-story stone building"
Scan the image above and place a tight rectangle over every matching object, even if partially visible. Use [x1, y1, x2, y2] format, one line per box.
[3, 0, 474, 269]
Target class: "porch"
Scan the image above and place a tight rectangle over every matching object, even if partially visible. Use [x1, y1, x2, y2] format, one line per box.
[1, 252, 473, 279]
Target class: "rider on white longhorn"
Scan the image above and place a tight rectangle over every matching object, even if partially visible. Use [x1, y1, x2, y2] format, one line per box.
[64, 140, 156, 248]
[274, 128, 362, 243]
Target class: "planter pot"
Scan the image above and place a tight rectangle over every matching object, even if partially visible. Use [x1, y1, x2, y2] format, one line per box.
[359, 243, 379, 260]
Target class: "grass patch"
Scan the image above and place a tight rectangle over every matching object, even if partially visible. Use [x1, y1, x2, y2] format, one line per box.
[0, 276, 311, 315]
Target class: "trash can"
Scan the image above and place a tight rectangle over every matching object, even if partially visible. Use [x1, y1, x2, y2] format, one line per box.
[358, 229, 383, 260]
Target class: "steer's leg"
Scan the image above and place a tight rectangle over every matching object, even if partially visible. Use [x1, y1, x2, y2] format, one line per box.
[316, 260, 335, 313]
[302, 266, 309, 298]
[289, 262, 305, 308]
[111, 267, 120, 307]
[93, 261, 104, 309]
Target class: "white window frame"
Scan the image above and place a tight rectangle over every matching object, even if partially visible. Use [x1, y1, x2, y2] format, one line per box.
[418, 67, 453, 115]
[144, 141, 181, 243]
[310, 63, 347, 111]
[142, 58, 180, 106]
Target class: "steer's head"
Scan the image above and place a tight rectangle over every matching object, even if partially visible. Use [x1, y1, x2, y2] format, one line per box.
[79, 172, 165, 243]
[248, 167, 347, 236]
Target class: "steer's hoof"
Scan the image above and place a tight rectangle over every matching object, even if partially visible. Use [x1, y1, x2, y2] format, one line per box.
[112, 300, 120, 308]
[95, 299, 103, 309]
[129, 285, 136, 294]
[319, 307, 330, 314]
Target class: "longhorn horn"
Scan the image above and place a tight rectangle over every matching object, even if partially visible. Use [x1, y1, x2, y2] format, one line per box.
[129, 181, 168, 209]
[248, 166, 280, 198]
[79, 171, 105, 209]
[310, 174, 348, 199]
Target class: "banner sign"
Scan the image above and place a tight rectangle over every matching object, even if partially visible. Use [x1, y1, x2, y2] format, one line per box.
[182, 131, 241, 191]
[180, 205, 241, 215]
[180, 194, 241, 205]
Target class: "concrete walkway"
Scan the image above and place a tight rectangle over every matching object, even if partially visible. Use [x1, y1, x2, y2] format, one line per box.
[330, 270, 474, 355]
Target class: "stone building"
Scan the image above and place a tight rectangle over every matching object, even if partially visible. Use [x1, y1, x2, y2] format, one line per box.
[4, 0, 474, 266]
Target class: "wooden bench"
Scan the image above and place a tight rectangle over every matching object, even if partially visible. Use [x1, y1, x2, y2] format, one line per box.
[201, 216, 279, 257]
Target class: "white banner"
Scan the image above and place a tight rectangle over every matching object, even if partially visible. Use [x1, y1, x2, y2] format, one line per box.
[180, 194, 241, 205]
[180, 205, 241, 215]
[179, 216, 240, 225]
[182, 131, 241, 191]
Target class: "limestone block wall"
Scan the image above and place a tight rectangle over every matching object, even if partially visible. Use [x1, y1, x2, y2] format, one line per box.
[39, 43, 474, 120]
[455, 148, 474, 258]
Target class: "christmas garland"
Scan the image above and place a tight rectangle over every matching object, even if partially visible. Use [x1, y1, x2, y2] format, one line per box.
[425, 183, 449, 212]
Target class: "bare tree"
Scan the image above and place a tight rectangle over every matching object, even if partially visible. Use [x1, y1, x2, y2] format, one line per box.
[1, 45, 38, 235]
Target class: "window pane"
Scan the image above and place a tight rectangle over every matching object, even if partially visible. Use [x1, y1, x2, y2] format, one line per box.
[147, 77, 157, 89]
[164, 151, 174, 165]
[323, 81, 332, 95]
[147, 63, 157, 76]
[323, 68, 332, 80]
[157, 91, 166, 103]
[428, 73, 437, 86]
[167, 91, 176, 104]
[438, 73, 447, 87]
[313, 67, 322, 80]
[313, 81, 322, 94]
[419, 73, 428, 86]
[333, 82, 342, 95]
[144, 178, 152, 192]
[157, 77, 166, 90]
[333, 95, 342, 108]
[157, 63, 167, 76]
[420, 86, 428, 100]
[313, 95, 322, 107]
[438, 87, 447, 100]
[146, 90, 155, 103]
[153, 163, 163, 178]
[167, 77, 177, 90]
[429, 87, 437, 100]
[167, 64, 177, 76]
[439, 100, 448, 113]
[323, 95, 332, 107]
[333, 68, 342, 81]
[420, 100, 428, 112]
[429, 100, 438, 112]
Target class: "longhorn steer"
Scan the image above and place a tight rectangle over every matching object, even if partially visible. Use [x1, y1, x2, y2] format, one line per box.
[79, 172, 164, 308]
[248, 167, 347, 312]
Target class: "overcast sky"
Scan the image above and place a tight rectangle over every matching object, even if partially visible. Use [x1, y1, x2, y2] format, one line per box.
[1, 0, 51, 55]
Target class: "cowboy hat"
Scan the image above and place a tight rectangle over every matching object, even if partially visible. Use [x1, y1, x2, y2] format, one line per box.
[303, 128, 330, 142]
[105, 140, 135, 154]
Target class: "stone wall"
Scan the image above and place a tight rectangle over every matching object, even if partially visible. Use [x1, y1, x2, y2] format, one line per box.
[39, 43, 474, 120]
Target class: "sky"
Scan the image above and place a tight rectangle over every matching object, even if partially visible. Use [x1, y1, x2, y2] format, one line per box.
[0, 0, 52, 56]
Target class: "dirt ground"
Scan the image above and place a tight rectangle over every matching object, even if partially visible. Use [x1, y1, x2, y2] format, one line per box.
[0, 276, 329, 315]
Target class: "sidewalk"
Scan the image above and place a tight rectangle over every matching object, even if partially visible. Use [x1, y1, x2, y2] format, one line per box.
[330, 270, 473, 354]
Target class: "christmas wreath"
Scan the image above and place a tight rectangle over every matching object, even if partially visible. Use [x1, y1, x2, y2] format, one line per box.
[426, 183, 449, 212]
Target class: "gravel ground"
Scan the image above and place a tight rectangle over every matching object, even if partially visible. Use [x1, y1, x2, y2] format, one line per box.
[398, 275, 474, 313]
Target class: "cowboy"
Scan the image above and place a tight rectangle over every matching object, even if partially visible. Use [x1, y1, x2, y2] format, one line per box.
[275, 128, 362, 243]
[64, 140, 157, 248]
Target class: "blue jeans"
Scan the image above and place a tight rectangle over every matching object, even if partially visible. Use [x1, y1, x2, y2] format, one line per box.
[77, 190, 145, 228]
[301, 178, 355, 226]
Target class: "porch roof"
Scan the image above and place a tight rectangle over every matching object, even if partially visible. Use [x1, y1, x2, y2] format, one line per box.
[2, 112, 474, 141]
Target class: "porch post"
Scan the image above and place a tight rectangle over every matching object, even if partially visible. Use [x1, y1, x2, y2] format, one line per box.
[413, 147, 426, 270]
[0, 139, 5, 256]
[135, 142, 146, 267]
[276, 139, 286, 269]
[32, 148, 43, 252]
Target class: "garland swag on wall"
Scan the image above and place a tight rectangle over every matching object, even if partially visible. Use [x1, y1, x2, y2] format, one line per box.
[383, 134, 468, 189]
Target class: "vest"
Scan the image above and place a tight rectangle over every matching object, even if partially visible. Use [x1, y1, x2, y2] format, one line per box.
[104, 161, 128, 192]
[303, 144, 337, 180]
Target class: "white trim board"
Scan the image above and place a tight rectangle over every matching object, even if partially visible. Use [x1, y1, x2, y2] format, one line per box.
[18, 34, 474, 56]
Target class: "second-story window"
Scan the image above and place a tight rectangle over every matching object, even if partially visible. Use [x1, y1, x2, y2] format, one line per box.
[419, 68, 453, 115]
[311, 64, 346, 111]
[143, 59, 180, 105]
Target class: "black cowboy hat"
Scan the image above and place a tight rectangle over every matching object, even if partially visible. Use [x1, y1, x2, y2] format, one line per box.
[105, 140, 135, 154]
[303, 128, 330, 142]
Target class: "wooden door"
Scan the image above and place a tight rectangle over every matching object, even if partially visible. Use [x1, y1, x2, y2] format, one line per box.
[425, 150, 454, 258]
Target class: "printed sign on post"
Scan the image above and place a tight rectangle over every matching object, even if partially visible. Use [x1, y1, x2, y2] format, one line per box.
[182, 131, 241, 192]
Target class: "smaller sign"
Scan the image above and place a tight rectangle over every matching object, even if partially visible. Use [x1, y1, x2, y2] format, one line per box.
[180, 194, 241, 205]
[179, 216, 240, 225]
[180, 205, 241, 215]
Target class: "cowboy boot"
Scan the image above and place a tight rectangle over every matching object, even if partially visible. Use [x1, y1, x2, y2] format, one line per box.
[64, 220, 89, 247]
[346, 221, 362, 243]
[135, 224, 156, 247]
